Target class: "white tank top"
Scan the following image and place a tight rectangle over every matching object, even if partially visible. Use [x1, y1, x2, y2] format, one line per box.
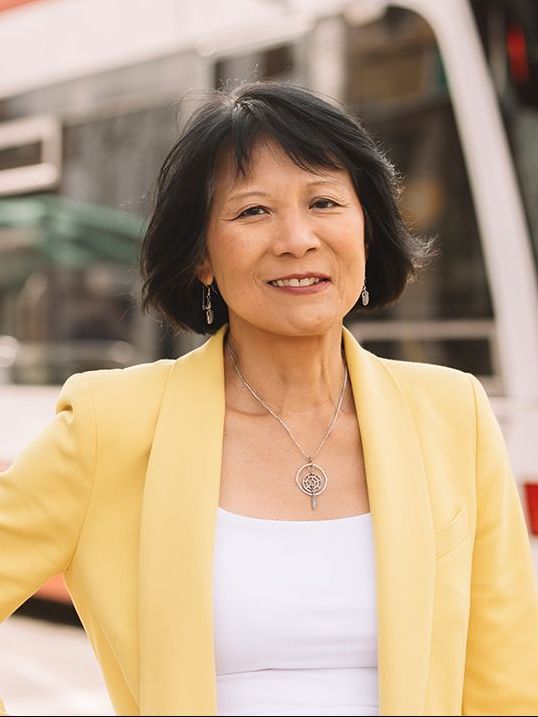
[213, 507, 379, 716]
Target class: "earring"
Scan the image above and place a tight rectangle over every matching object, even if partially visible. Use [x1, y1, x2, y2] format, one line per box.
[202, 283, 214, 325]
[361, 281, 369, 306]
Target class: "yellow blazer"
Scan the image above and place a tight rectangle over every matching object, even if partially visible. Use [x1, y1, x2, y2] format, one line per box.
[1, 325, 538, 716]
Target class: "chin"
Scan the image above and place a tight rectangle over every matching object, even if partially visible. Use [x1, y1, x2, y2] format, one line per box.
[230, 307, 344, 338]
[271, 315, 342, 338]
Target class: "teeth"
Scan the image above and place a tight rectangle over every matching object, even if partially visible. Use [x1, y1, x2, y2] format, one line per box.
[270, 277, 323, 287]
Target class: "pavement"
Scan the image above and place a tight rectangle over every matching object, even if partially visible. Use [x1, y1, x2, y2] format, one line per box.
[0, 614, 114, 716]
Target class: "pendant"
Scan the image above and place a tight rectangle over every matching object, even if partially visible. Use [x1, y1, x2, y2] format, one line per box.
[295, 461, 328, 510]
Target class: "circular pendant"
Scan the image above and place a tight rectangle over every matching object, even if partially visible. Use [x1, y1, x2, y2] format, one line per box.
[295, 462, 328, 499]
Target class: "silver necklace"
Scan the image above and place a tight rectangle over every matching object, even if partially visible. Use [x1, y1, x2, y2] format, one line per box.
[226, 343, 348, 510]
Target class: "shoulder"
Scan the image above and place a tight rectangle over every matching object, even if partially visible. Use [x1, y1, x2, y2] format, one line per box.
[58, 331, 221, 414]
[376, 352, 471, 386]
[374, 353, 477, 410]
[80, 357, 175, 393]
[58, 358, 176, 415]
[375, 354, 501, 448]
[55, 359, 178, 457]
[373, 356, 490, 465]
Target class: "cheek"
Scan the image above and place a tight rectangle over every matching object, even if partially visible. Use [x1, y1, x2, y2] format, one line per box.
[209, 239, 260, 303]
[338, 232, 366, 292]
[338, 226, 366, 264]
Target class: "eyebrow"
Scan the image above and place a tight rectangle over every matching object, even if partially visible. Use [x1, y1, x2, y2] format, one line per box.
[226, 178, 346, 204]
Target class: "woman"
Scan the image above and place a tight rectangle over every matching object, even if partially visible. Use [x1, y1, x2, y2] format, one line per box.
[1, 81, 537, 716]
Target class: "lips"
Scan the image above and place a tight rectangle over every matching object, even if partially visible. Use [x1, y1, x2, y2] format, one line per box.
[267, 273, 331, 288]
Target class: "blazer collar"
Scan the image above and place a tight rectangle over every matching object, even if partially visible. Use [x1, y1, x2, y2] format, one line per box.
[139, 325, 435, 715]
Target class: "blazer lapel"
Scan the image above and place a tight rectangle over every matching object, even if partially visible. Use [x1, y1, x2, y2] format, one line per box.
[139, 329, 226, 715]
[343, 327, 435, 716]
[139, 325, 434, 716]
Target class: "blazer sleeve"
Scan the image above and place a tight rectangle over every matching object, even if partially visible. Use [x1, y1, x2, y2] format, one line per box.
[462, 374, 538, 715]
[0, 372, 96, 715]
[0, 372, 96, 618]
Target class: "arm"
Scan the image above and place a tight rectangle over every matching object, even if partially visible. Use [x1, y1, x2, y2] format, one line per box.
[0, 372, 96, 619]
[462, 375, 538, 715]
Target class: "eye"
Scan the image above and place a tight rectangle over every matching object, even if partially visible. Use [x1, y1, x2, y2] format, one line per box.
[311, 197, 339, 209]
[236, 205, 268, 219]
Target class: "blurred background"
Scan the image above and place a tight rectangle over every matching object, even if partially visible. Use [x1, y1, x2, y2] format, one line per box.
[0, 0, 537, 714]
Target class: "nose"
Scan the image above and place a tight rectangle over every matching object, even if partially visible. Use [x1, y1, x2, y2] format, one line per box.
[272, 212, 321, 258]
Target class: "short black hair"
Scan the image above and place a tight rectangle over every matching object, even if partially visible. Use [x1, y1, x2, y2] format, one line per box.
[140, 81, 436, 334]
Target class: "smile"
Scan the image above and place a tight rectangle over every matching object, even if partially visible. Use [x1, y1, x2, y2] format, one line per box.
[269, 277, 325, 287]
[266, 276, 331, 295]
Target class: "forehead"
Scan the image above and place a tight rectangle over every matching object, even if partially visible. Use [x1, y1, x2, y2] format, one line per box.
[213, 138, 350, 194]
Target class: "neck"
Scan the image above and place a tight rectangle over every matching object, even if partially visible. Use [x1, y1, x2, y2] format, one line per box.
[224, 323, 350, 417]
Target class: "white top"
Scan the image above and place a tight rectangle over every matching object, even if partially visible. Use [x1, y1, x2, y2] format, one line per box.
[213, 507, 379, 716]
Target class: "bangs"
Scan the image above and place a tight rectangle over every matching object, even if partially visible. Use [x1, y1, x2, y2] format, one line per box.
[226, 97, 346, 180]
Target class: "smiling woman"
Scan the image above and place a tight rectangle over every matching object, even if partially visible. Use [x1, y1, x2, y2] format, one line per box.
[2, 81, 538, 717]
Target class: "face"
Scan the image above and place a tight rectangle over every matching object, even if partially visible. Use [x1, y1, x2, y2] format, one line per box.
[199, 139, 367, 339]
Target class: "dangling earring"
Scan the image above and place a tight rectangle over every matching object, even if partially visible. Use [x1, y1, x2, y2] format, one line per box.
[361, 280, 369, 306]
[202, 283, 214, 325]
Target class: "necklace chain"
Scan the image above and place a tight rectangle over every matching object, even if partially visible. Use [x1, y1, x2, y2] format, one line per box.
[226, 343, 348, 462]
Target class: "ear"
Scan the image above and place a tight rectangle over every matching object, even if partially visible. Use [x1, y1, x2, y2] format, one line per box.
[364, 236, 370, 260]
[196, 255, 213, 286]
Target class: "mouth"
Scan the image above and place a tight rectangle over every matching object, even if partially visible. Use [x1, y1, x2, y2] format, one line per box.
[267, 274, 331, 288]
